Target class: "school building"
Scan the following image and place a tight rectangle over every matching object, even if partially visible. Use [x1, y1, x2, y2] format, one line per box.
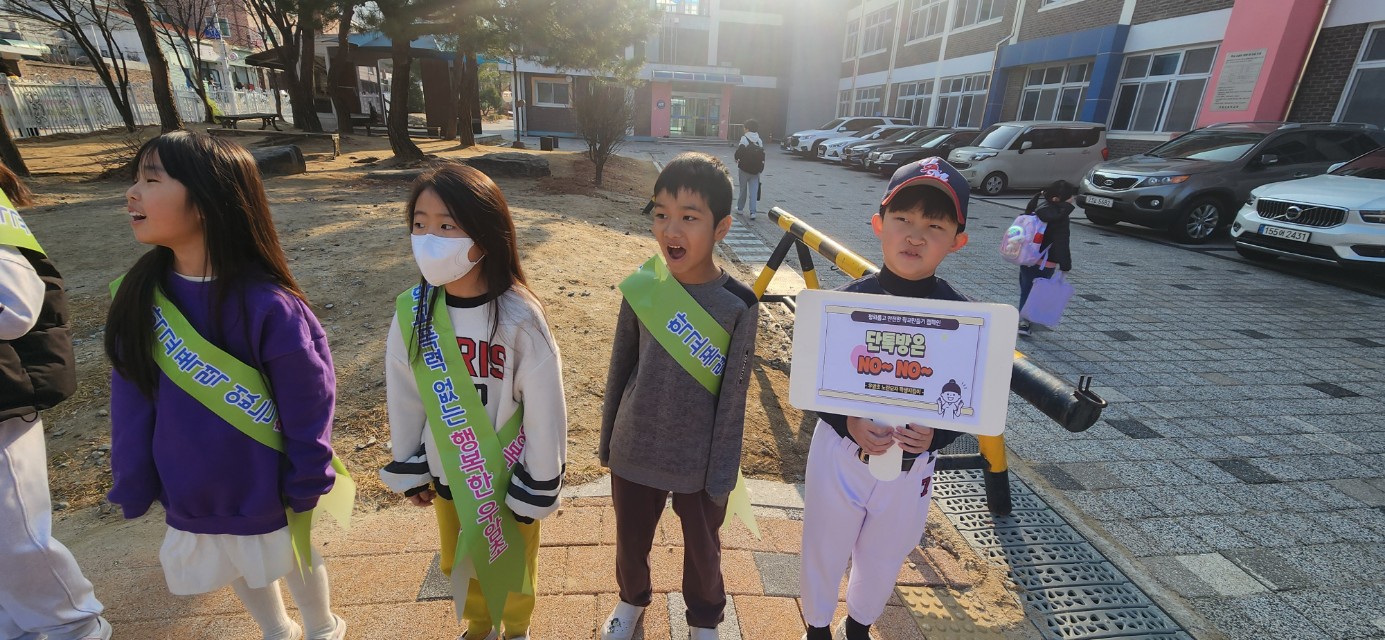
[513, 0, 1385, 154]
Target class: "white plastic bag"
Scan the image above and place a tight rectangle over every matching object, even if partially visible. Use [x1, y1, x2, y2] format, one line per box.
[1021, 270, 1074, 328]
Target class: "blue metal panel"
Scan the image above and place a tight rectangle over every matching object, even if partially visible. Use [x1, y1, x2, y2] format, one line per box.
[997, 24, 1128, 69]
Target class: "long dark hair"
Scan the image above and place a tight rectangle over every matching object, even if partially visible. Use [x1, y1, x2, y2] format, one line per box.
[104, 131, 305, 396]
[1026, 179, 1076, 214]
[405, 163, 532, 359]
[0, 162, 34, 206]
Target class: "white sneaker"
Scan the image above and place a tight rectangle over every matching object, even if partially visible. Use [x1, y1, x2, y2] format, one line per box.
[690, 627, 719, 639]
[457, 629, 498, 640]
[313, 615, 347, 640]
[599, 601, 646, 640]
[76, 617, 113, 640]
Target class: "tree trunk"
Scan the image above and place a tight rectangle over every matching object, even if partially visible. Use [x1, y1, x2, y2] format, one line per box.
[387, 38, 423, 160]
[442, 47, 462, 140]
[328, 1, 357, 134]
[123, 0, 181, 131]
[456, 49, 478, 148]
[594, 155, 605, 186]
[295, 27, 324, 132]
[0, 107, 29, 176]
[113, 84, 138, 133]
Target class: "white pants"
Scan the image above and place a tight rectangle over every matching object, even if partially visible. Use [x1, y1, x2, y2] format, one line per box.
[0, 415, 105, 640]
[799, 421, 935, 628]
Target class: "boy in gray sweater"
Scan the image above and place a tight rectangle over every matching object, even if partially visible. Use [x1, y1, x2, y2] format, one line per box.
[598, 153, 759, 640]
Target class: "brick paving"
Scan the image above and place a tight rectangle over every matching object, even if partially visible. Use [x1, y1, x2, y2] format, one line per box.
[59, 481, 1007, 639]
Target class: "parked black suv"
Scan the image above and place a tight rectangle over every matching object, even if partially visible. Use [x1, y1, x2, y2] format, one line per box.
[1078, 122, 1385, 243]
[866, 129, 980, 176]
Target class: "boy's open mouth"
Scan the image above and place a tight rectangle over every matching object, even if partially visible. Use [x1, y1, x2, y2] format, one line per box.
[129, 211, 146, 222]
[667, 245, 686, 260]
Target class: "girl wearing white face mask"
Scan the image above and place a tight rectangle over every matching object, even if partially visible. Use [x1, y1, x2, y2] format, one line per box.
[380, 164, 568, 640]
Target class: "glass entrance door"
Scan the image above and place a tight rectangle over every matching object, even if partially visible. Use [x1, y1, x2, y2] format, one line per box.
[669, 93, 721, 137]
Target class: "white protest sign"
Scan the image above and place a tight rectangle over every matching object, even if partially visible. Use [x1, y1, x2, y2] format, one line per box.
[789, 289, 1017, 437]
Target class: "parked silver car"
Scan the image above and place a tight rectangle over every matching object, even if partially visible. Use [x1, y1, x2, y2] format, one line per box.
[1078, 122, 1385, 244]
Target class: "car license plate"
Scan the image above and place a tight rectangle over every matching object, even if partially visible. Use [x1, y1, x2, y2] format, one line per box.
[1260, 224, 1310, 243]
[1085, 196, 1114, 208]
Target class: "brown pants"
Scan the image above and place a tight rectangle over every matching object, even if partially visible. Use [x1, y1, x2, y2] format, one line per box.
[611, 473, 728, 629]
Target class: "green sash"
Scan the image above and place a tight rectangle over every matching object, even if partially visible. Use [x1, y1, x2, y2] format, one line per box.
[395, 285, 530, 624]
[0, 193, 43, 254]
[618, 254, 731, 395]
[109, 278, 355, 574]
[617, 255, 760, 537]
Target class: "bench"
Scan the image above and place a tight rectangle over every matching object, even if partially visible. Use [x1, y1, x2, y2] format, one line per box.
[348, 113, 380, 135]
[217, 113, 282, 131]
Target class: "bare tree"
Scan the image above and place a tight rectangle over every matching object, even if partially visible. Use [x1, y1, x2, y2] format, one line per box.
[572, 78, 634, 186]
[123, 0, 182, 131]
[244, 0, 326, 131]
[4, 0, 140, 131]
[326, 0, 358, 133]
[151, 0, 218, 122]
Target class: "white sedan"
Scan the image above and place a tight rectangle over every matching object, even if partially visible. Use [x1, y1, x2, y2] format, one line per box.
[1230, 147, 1385, 270]
[816, 125, 910, 162]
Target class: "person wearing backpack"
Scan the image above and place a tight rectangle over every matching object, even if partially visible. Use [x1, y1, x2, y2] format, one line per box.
[734, 119, 765, 219]
[1015, 180, 1075, 336]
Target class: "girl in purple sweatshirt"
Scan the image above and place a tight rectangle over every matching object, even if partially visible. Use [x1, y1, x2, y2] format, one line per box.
[106, 132, 346, 640]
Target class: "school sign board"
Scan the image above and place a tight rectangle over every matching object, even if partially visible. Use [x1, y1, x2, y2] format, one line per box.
[789, 289, 1017, 437]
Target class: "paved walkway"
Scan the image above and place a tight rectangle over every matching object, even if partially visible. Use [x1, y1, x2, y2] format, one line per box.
[57, 479, 1022, 639]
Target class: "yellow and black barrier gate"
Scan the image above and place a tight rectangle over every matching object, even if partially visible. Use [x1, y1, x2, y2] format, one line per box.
[754, 206, 1108, 515]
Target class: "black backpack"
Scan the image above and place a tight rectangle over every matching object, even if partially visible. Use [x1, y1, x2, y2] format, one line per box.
[738, 141, 765, 174]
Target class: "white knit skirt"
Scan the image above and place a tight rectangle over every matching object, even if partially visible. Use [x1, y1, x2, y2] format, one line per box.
[159, 525, 293, 595]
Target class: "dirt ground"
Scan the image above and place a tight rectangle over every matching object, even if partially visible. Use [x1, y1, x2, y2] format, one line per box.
[18, 125, 811, 514]
[17, 125, 1026, 637]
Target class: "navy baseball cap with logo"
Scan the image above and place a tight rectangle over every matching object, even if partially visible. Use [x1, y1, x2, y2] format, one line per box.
[880, 157, 969, 231]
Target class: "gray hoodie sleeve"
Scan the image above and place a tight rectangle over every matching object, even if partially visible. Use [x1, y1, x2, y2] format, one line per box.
[599, 300, 640, 466]
[704, 301, 759, 500]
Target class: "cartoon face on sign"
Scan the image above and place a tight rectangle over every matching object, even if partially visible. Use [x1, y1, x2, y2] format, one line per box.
[937, 379, 966, 418]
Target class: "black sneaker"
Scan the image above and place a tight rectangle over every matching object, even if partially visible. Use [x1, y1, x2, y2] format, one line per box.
[1017, 321, 1032, 336]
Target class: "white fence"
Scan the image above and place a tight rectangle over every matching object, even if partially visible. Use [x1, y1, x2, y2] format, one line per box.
[0, 78, 296, 139]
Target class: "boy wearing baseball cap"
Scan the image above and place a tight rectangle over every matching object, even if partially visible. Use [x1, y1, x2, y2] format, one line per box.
[798, 157, 970, 640]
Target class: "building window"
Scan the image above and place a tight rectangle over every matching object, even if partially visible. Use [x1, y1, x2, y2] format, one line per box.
[860, 7, 894, 56]
[838, 89, 853, 117]
[1019, 62, 1090, 121]
[1338, 25, 1385, 127]
[656, 0, 705, 16]
[895, 80, 934, 125]
[854, 86, 883, 116]
[532, 78, 571, 107]
[954, 0, 1002, 29]
[1110, 46, 1216, 133]
[906, 0, 947, 42]
[933, 73, 989, 127]
[843, 19, 860, 61]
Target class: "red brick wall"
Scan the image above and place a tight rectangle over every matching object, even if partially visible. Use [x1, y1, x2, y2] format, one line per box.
[1287, 23, 1369, 124]
[15, 61, 153, 86]
[1020, 0, 1123, 41]
[945, 15, 1013, 59]
[1132, 0, 1235, 25]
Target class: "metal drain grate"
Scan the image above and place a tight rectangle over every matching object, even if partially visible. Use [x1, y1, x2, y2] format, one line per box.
[1042, 609, 1192, 639]
[950, 509, 1067, 530]
[1021, 585, 1153, 615]
[1008, 562, 1129, 591]
[933, 473, 1190, 639]
[979, 542, 1105, 567]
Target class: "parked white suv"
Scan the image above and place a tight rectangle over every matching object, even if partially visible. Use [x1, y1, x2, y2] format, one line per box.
[816, 124, 911, 161]
[1230, 148, 1385, 270]
[947, 121, 1108, 195]
[786, 116, 912, 156]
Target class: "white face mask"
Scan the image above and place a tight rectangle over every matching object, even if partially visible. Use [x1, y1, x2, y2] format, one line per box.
[411, 234, 480, 286]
